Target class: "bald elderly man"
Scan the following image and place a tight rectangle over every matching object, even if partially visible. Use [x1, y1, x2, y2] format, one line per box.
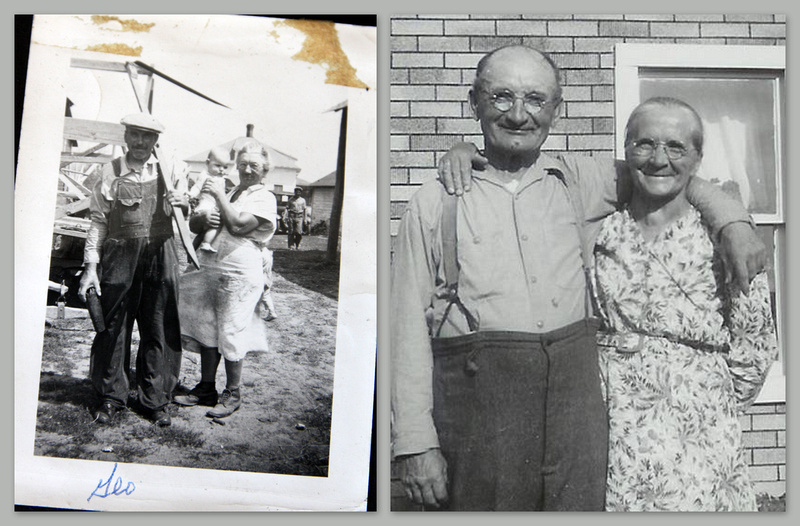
[391, 45, 764, 511]
[78, 112, 189, 427]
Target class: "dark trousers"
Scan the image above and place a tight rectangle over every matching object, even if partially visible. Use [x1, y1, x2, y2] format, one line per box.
[90, 236, 182, 411]
[287, 214, 303, 247]
[431, 319, 607, 511]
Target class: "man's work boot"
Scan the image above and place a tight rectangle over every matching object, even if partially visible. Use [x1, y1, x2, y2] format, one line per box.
[94, 400, 121, 425]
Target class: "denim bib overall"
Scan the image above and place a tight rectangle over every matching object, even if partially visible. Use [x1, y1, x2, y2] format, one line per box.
[89, 165, 182, 411]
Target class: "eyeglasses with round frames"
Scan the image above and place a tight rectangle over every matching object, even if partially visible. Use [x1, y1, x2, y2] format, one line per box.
[237, 162, 264, 172]
[480, 88, 558, 115]
[627, 138, 695, 161]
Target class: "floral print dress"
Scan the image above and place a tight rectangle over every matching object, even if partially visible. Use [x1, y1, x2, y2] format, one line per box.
[592, 207, 777, 512]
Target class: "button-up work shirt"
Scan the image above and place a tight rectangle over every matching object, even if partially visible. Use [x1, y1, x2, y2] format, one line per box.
[286, 196, 307, 215]
[390, 152, 750, 458]
[83, 153, 187, 264]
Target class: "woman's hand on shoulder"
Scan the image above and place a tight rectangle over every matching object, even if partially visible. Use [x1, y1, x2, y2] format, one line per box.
[437, 142, 487, 195]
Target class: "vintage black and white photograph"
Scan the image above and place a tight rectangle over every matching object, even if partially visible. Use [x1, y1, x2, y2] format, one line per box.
[389, 14, 785, 512]
[15, 14, 376, 511]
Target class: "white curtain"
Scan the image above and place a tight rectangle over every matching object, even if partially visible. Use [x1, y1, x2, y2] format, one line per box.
[640, 78, 777, 215]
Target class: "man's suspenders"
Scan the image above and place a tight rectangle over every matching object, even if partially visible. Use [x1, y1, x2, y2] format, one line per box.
[434, 164, 597, 337]
[434, 190, 479, 337]
[546, 167, 598, 320]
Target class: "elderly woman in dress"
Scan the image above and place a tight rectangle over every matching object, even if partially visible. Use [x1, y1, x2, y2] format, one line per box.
[593, 97, 777, 511]
[174, 139, 278, 418]
[435, 96, 777, 511]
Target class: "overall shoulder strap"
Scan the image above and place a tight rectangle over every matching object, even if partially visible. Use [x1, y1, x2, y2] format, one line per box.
[111, 156, 122, 177]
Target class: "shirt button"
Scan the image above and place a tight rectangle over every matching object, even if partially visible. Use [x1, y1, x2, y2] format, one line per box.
[530, 276, 537, 283]
[473, 236, 481, 244]
[521, 234, 529, 241]
[536, 321, 544, 329]
[552, 298, 559, 307]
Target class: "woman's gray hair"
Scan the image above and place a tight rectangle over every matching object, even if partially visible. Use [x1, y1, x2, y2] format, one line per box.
[235, 138, 272, 172]
[625, 96, 705, 154]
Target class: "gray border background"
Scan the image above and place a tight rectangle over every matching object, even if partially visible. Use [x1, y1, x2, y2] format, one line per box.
[6, 0, 798, 522]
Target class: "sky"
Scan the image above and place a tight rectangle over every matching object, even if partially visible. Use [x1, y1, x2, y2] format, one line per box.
[29, 14, 377, 182]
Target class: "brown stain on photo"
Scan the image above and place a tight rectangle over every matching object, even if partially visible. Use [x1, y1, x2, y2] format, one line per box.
[276, 19, 368, 90]
[84, 16, 153, 57]
[85, 43, 142, 57]
[91, 15, 155, 33]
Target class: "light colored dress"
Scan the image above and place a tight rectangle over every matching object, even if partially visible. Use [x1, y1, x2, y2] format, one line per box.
[179, 184, 277, 361]
[592, 207, 777, 512]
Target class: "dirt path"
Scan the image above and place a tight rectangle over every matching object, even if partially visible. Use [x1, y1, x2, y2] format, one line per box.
[35, 235, 338, 476]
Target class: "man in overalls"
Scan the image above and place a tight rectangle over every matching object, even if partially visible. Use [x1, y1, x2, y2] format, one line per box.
[78, 113, 188, 427]
[390, 45, 764, 511]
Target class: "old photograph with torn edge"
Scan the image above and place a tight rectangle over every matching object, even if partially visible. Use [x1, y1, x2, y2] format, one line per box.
[15, 14, 376, 511]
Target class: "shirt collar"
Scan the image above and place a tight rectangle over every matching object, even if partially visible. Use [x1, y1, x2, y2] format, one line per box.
[120, 153, 158, 174]
[229, 182, 265, 197]
[472, 151, 564, 189]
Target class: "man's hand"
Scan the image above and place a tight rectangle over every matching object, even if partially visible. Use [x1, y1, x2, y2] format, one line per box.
[437, 142, 487, 195]
[77, 264, 101, 303]
[167, 190, 189, 213]
[398, 448, 449, 508]
[719, 221, 767, 296]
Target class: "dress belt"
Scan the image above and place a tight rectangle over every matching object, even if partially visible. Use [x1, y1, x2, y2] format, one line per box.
[597, 331, 729, 354]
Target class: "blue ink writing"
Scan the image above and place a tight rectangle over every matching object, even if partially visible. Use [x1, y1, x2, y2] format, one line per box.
[87, 463, 136, 502]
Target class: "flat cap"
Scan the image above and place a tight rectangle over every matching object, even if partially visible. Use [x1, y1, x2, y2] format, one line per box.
[120, 112, 165, 133]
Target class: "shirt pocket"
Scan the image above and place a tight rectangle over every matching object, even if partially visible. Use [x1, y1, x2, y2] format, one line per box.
[115, 182, 144, 226]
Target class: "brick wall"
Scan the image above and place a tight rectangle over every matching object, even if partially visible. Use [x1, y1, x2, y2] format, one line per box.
[742, 402, 787, 496]
[389, 14, 787, 507]
[390, 13, 786, 239]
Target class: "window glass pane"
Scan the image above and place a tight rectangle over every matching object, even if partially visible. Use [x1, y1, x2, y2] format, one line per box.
[640, 76, 779, 215]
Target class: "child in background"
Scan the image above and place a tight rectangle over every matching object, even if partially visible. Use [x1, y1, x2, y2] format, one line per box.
[260, 247, 278, 321]
[189, 146, 233, 252]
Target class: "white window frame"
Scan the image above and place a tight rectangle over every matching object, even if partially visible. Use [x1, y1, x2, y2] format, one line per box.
[614, 43, 786, 403]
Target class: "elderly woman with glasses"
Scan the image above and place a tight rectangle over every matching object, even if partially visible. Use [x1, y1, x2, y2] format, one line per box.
[175, 139, 278, 419]
[592, 97, 776, 511]
[435, 95, 777, 511]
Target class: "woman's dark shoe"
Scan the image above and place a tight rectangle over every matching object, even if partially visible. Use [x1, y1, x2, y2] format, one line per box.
[206, 388, 241, 418]
[173, 382, 218, 407]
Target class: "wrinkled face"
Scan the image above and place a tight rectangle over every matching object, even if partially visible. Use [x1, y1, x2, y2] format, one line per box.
[206, 156, 231, 177]
[236, 152, 267, 188]
[625, 106, 702, 203]
[124, 127, 159, 162]
[470, 48, 562, 157]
